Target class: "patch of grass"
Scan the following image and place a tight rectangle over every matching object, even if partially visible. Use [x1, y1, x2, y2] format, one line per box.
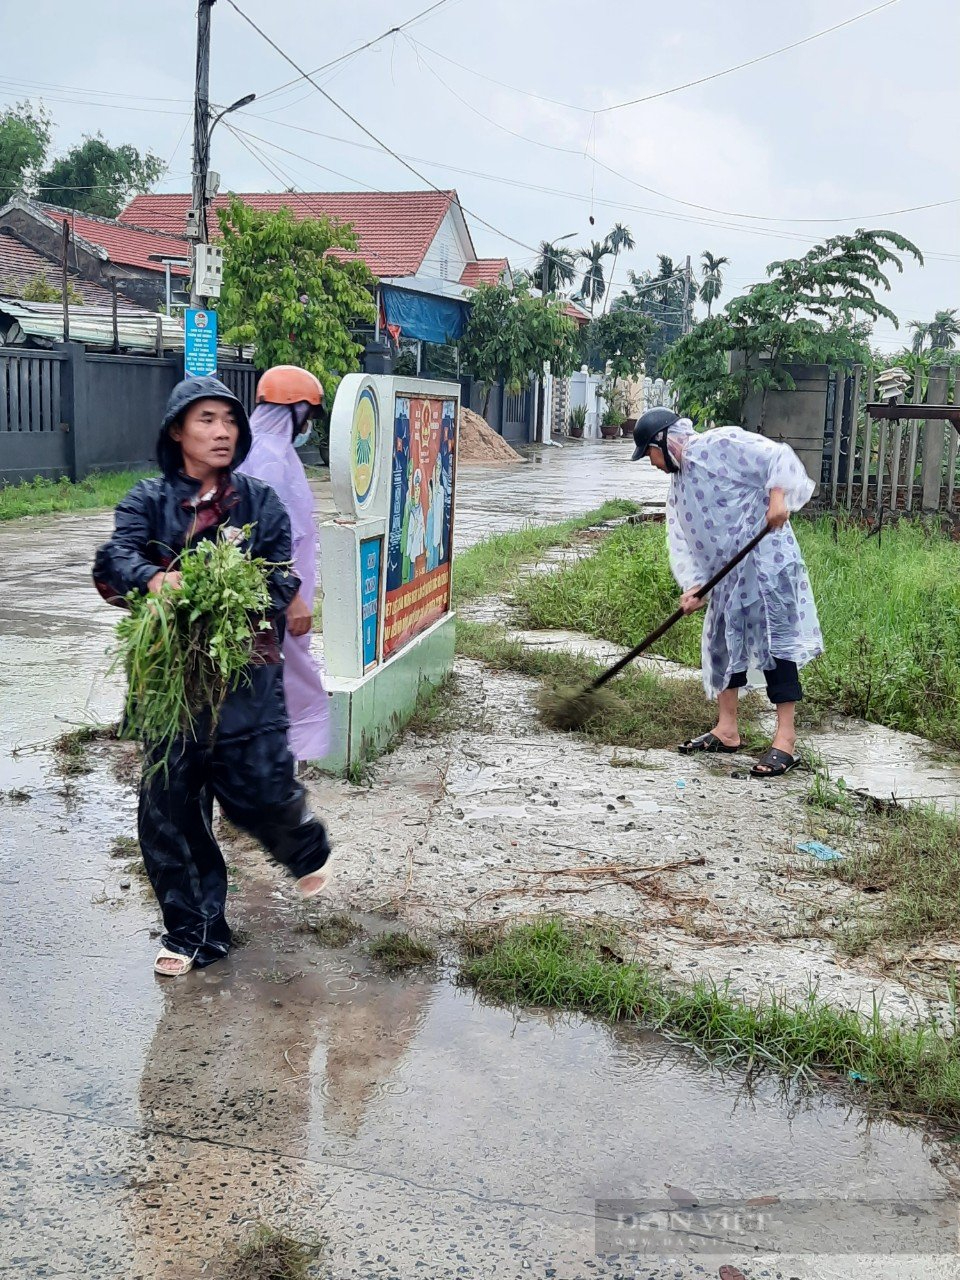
[297, 910, 364, 948]
[110, 835, 140, 859]
[225, 1224, 325, 1280]
[53, 724, 115, 776]
[452, 499, 641, 606]
[512, 515, 960, 748]
[0, 470, 154, 521]
[121, 858, 150, 882]
[460, 918, 960, 1127]
[368, 930, 437, 973]
[403, 672, 476, 738]
[457, 620, 764, 751]
[346, 756, 377, 787]
[253, 968, 305, 984]
[808, 777, 960, 953]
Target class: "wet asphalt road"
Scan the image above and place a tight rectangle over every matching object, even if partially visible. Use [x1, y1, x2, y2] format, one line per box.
[1, 442, 958, 1278]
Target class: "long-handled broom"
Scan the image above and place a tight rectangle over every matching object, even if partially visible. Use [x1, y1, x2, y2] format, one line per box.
[537, 523, 774, 731]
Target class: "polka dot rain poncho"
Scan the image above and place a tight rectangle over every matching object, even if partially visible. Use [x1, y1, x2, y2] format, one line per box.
[663, 420, 823, 698]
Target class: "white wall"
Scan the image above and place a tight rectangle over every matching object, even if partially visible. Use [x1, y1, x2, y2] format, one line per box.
[568, 368, 608, 438]
[420, 207, 472, 283]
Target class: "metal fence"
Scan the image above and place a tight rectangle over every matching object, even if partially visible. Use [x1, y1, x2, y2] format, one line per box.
[0, 348, 65, 435]
[0, 344, 258, 484]
[820, 364, 959, 514]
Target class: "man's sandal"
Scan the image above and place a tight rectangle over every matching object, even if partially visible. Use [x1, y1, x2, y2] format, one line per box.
[678, 732, 740, 755]
[750, 748, 800, 778]
[153, 947, 194, 977]
[296, 863, 333, 898]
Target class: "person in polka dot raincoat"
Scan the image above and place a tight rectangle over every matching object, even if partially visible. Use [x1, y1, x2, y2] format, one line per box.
[632, 409, 823, 777]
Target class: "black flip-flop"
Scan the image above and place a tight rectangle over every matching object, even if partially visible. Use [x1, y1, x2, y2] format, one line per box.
[678, 732, 740, 755]
[750, 747, 800, 778]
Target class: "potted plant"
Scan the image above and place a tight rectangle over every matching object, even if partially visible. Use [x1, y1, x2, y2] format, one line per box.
[568, 404, 587, 438]
[621, 416, 636, 440]
[600, 404, 624, 440]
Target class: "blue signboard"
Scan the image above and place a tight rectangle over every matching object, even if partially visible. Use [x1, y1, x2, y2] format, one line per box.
[360, 536, 382, 671]
[184, 308, 218, 378]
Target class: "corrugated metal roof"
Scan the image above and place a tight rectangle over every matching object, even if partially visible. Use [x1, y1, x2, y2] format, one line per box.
[0, 298, 184, 350]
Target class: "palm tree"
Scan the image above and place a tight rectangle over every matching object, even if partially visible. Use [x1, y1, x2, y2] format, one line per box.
[908, 320, 931, 356]
[929, 308, 960, 352]
[601, 222, 635, 314]
[577, 239, 611, 315]
[531, 240, 578, 296]
[699, 250, 730, 318]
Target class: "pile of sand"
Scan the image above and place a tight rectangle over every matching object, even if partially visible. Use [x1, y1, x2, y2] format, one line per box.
[458, 407, 523, 463]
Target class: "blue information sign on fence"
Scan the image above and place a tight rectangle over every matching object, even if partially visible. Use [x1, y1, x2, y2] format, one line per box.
[184, 308, 218, 378]
[360, 536, 382, 671]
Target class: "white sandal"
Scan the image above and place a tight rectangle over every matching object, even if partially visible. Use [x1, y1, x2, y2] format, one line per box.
[296, 861, 333, 898]
[153, 947, 194, 977]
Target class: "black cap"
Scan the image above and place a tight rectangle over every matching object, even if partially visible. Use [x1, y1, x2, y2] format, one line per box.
[631, 408, 680, 461]
[157, 376, 251, 476]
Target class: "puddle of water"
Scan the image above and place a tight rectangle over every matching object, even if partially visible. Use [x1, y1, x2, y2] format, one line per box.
[802, 719, 960, 811]
[1, 754, 958, 1278]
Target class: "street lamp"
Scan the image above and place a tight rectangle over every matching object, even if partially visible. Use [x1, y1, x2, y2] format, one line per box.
[208, 93, 256, 143]
[189, 92, 255, 305]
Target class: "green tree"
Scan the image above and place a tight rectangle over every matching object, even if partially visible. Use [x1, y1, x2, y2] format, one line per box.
[12, 272, 83, 304]
[601, 222, 635, 314]
[0, 102, 51, 204]
[530, 240, 578, 295]
[929, 308, 960, 352]
[614, 254, 686, 377]
[699, 250, 730, 318]
[908, 319, 931, 356]
[460, 282, 579, 413]
[580, 308, 654, 381]
[216, 196, 376, 398]
[37, 134, 163, 217]
[665, 229, 922, 425]
[577, 239, 611, 314]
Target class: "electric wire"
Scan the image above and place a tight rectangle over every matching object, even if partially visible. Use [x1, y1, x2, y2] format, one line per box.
[407, 0, 904, 115]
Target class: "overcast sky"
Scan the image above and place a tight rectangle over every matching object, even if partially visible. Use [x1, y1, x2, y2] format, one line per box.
[6, 0, 958, 350]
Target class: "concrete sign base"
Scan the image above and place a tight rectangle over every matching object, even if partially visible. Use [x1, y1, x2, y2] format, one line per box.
[319, 613, 455, 774]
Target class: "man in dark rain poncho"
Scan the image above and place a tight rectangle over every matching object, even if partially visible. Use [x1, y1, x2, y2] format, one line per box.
[94, 377, 333, 977]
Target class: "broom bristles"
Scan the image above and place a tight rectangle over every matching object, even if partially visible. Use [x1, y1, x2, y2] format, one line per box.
[536, 683, 619, 731]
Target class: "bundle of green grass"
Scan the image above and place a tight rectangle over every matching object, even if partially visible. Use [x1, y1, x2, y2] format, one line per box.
[115, 529, 274, 765]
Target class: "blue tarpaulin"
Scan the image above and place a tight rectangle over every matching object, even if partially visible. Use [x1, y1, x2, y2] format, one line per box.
[381, 285, 468, 345]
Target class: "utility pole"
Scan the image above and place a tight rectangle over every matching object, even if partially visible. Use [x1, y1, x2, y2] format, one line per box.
[189, 0, 215, 307]
[681, 254, 693, 335]
[60, 220, 70, 343]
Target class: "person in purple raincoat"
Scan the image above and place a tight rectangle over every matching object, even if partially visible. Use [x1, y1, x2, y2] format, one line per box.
[631, 408, 823, 778]
[236, 365, 330, 763]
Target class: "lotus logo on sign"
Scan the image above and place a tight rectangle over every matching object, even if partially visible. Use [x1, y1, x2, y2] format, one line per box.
[350, 386, 379, 508]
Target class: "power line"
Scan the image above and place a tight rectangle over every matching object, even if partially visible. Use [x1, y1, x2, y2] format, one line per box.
[0, 75, 190, 105]
[229, 117, 960, 273]
[407, 1, 904, 115]
[232, 118, 811, 246]
[250, 0, 460, 104]
[405, 38, 960, 227]
[222, 0, 568, 269]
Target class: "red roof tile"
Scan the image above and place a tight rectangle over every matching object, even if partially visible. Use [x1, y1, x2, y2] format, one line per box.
[0, 230, 141, 306]
[122, 190, 457, 278]
[38, 205, 191, 276]
[562, 300, 591, 326]
[460, 258, 509, 287]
